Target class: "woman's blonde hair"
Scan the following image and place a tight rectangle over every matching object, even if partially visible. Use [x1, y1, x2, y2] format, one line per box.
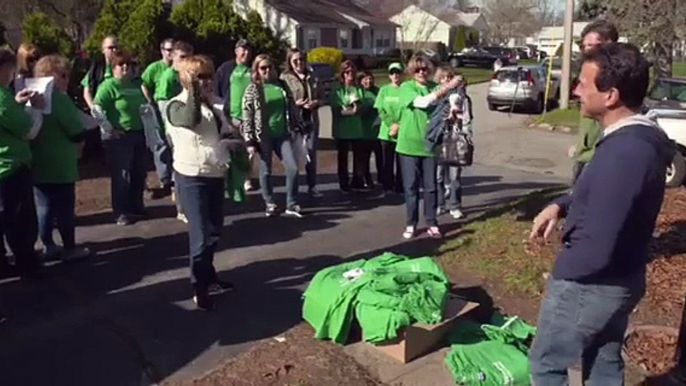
[17, 43, 42, 76]
[405, 54, 435, 77]
[33, 55, 71, 78]
[251, 54, 276, 84]
[178, 55, 215, 90]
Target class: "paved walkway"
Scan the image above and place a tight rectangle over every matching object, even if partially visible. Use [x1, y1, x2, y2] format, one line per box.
[0, 162, 564, 386]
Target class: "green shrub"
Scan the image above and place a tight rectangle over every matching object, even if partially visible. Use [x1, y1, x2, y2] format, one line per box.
[454, 26, 467, 53]
[244, 10, 288, 63]
[120, 0, 171, 66]
[84, 0, 140, 57]
[22, 12, 75, 57]
[308, 47, 344, 70]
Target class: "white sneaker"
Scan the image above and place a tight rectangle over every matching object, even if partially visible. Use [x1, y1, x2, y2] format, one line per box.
[437, 207, 447, 216]
[177, 212, 189, 223]
[265, 203, 278, 217]
[284, 205, 304, 218]
[450, 209, 465, 219]
[244, 180, 255, 191]
[402, 226, 415, 239]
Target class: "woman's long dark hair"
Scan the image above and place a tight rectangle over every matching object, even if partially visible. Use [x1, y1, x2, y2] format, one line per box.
[284, 48, 308, 76]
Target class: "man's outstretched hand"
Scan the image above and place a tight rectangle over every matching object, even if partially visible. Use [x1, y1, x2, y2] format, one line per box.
[530, 204, 562, 241]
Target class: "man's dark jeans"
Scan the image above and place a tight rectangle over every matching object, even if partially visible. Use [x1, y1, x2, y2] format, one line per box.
[336, 139, 365, 191]
[360, 139, 383, 186]
[105, 131, 147, 217]
[530, 273, 645, 386]
[0, 166, 39, 276]
[175, 172, 224, 289]
[305, 129, 318, 190]
[34, 183, 76, 249]
[399, 155, 438, 227]
[380, 140, 403, 193]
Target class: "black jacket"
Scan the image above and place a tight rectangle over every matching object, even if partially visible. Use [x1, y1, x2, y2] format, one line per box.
[86, 55, 108, 98]
[213, 60, 237, 116]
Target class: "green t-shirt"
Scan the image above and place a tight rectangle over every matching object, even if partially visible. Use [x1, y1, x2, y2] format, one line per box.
[141, 59, 170, 98]
[263, 82, 288, 138]
[331, 85, 364, 140]
[94, 77, 146, 132]
[396, 80, 439, 157]
[374, 84, 403, 142]
[31, 91, 84, 184]
[360, 87, 379, 140]
[574, 117, 602, 164]
[0, 86, 33, 180]
[230, 64, 251, 120]
[80, 64, 113, 88]
[153, 67, 182, 101]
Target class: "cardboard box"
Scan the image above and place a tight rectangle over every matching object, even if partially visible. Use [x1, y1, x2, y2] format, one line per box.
[370, 296, 479, 363]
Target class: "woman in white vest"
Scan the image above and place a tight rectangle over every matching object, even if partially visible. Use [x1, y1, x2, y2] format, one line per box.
[163, 55, 244, 311]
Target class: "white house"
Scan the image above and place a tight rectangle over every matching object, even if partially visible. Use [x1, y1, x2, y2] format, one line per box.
[535, 22, 591, 56]
[233, 0, 398, 55]
[390, 4, 489, 50]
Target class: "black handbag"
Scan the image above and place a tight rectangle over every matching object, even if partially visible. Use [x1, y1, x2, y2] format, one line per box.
[438, 130, 474, 167]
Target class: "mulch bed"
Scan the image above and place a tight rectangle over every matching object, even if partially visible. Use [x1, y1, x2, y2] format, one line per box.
[625, 327, 678, 377]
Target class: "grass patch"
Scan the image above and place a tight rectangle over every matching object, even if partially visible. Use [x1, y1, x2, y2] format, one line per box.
[438, 188, 566, 296]
[533, 105, 581, 131]
[675, 62, 686, 77]
[372, 67, 493, 87]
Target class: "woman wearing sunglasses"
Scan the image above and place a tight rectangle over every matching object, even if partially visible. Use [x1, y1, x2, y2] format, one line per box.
[396, 55, 461, 239]
[241, 54, 305, 218]
[31, 55, 91, 262]
[163, 55, 244, 311]
[92, 51, 148, 226]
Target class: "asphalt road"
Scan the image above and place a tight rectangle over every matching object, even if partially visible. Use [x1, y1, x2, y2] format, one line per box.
[0, 82, 574, 386]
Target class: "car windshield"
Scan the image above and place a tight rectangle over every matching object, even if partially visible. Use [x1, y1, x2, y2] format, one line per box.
[495, 69, 529, 82]
[483, 47, 502, 54]
[648, 79, 686, 102]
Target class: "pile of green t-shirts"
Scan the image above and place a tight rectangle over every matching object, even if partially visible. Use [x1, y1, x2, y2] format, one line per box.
[302, 252, 450, 345]
[445, 313, 536, 386]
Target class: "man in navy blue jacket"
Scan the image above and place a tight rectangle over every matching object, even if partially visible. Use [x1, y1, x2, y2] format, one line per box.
[528, 43, 675, 386]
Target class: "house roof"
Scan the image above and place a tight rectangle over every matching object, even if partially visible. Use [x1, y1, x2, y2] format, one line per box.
[537, 22, 590, 40]
[423, 7, 489, 31]
[351, 0, 414, 19]
[265, 0, 397, 27]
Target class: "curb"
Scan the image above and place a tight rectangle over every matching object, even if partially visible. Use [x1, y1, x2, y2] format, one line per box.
[529, 123, 576, 134]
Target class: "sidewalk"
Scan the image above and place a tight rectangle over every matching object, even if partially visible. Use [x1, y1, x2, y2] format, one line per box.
[0, 161, 564, 386]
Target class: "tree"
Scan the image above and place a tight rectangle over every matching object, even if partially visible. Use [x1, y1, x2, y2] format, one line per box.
[170, 0, 246, 64]
[22, 11, 75, 57]
[23, 0, 103, 45]
[454, 26, 467, 52]
[605, 0, 686, 78]
[575, 0, 607, 21]
[243, 10, 287, 62]
[83, 0, 139, 56]
[119, 0, 171, 66]
[483, 0, 545, 45]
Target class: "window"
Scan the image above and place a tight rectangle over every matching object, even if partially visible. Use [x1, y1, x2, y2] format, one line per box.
[374, 31, 392, 48]
[339, 29, 349, 49]
[352, 29, 362, 49]
[306, 29, 317, 50]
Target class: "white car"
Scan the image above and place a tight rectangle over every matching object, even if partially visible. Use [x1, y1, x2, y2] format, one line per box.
[486, 65, 560, 113]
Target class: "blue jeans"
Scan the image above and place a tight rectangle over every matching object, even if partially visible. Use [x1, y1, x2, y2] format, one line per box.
[437, 164, 462, 210]
[399, 155, 438, 227]
[305, 129, 318, 190]
[105, 131, 147, 217]
[154, 143, 173, 187]
[175, 173, 224, 288]
[259, 136, 299, 208]
[530, 274, 646, 386]
[34, 183, 76, 249]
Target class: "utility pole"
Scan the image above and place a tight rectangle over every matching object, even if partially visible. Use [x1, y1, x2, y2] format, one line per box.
[559, 0, 575, 110]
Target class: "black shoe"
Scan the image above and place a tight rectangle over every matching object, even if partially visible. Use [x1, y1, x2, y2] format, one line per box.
[208, 280, 234, 295]
[116, 215, 133, 226]
[130, 210, 149, 220]
[150, 185, 172, 200]
[0, 312, 6, 324]
[193, 289, 215, 311]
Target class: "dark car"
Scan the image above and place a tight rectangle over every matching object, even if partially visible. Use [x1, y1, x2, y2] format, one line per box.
[448, 46, 513, 69]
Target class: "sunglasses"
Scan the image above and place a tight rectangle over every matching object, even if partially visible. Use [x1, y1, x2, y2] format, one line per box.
[105, 46, 118, 51]
[259, 65, 272, 71]
[389, 70, 402, 75]
[414, 67, 429, 74]
[162, 47, 173, 52]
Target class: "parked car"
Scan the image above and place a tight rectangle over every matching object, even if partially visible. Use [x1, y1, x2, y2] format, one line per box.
[486, 65, 560, 113]
[309, 62, 336, 105]
[643, 76, 686, 186]
[490, 47, 518, 66]
[449, 46, 511, 69]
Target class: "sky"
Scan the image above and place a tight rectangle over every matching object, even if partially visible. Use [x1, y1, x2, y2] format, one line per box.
[470, 0, 566, 12]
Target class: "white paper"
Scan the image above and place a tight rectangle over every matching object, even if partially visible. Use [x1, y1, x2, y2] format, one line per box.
[24, 77, 54, 115]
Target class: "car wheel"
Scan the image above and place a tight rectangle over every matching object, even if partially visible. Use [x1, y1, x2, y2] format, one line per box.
[533, 95, 544, 114]
[488, 103, 497, 111]
[666, 151, 686, 187]
[450, 58, 460, 68]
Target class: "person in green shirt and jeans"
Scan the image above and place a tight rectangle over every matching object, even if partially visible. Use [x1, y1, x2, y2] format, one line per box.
[570, 20, 619, 182]
[396, 55, 461, 239]
[141, 38, 175, 198]
[331, 60, 366, 193]
[92, 52, 149, 226]
[375, 62, 405, 195]
[358, 70, 382, 188]
[0, 48, 46, 282]
[241, 54, 305, 218]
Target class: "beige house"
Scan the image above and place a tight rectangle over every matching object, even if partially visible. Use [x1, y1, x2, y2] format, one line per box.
[233, 0, 398, 55]
[389, 4, 489, 50]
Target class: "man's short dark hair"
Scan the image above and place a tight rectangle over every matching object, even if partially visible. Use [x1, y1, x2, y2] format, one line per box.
[160, 38, 174, 48]
[581, 19, 619, 43]
[582, 42, 650, 109]
[173, 41, 194, 54]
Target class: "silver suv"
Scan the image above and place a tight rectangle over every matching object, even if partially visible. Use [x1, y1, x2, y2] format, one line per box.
[486, 65, 560, 113]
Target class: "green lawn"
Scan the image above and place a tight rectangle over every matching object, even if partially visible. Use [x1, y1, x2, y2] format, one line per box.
[371, 67, 493, 87]
[675, 61, 686, 77]
[534, 105, 581, 131]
